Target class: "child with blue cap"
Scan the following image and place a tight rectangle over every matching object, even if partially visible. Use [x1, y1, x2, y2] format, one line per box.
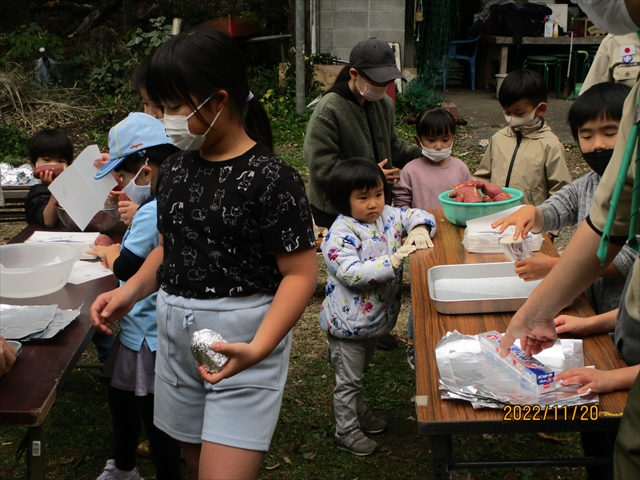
[90, 112, 182, 480]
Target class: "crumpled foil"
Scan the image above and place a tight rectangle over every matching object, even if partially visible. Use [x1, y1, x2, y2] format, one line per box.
[0, 163, 36, 186]
[499, 236, 532, 262]
[435, 330, 597, 408]
[191, 329, 228, 373]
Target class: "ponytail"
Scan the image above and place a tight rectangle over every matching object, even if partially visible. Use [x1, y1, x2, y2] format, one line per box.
[331, 64, 351, 87]
[245, 96, 273, 151]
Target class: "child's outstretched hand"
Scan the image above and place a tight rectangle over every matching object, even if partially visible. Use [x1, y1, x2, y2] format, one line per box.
[514, 252, 558, 281]
[87, 243, 120, 268]
[555, 367, 616, 394]
[491, 205, 538, 240]
[405, 225, 434, 249]
[554, 315, 596, 337]
[197, 341, 264, 385]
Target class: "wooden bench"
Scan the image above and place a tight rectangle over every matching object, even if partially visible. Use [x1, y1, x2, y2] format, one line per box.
[0, 185, 29, 222]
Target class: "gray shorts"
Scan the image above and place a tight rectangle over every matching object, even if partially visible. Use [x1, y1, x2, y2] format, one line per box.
[154, 289, 291, 451]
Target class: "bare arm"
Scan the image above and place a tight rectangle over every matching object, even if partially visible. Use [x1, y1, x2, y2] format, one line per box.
[198, 247, 318, 384]
[90, 239, 163, 333]
[42, 194, 59, 228]
[555, 365, 639, 394]
[500, 221, 622, 357]
[555, 308, 618, 336]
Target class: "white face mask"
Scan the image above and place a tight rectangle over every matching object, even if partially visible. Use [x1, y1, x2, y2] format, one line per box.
[504, 104, 541, 128]
[356, 77, 387, 102]
[122, 160, 151, 205]
[574, 0, 639, 35]
[163, 95, 223, 150]
[419, 141, 451, 162]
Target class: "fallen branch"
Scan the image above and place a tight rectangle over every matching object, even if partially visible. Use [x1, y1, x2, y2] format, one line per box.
[67, 0, 122, 38]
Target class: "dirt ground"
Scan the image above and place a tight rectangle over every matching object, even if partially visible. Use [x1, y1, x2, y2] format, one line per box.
[442, 86, 577, 145]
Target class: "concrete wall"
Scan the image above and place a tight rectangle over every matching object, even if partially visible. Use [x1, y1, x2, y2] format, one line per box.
[314, 0, 406, 65]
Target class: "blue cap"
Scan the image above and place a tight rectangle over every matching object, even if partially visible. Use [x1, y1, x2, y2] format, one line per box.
[95, 112, 172, 180]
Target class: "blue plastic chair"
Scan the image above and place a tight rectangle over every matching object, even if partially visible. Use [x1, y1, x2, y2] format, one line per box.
[442, 33, 482, 91]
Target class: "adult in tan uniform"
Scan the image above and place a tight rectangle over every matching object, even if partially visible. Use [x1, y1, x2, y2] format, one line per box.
[581, 32, 640, 92]
[498, 1, 640, 478]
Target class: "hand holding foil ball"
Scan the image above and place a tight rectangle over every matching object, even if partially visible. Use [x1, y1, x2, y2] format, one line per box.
[191, 329, 229, 373]
[190, 328, 271, 385]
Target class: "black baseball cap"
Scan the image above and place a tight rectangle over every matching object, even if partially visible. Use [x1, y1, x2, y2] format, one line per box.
[349, 38, 406, 84]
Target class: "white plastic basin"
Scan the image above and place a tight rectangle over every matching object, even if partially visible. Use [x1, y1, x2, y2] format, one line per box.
[0, 244, 80, 298]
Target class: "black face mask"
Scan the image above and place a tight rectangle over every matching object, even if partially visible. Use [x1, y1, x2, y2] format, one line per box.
[582, 149, 614, 177]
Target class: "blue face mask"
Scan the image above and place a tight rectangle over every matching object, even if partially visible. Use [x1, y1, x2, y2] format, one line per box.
[122, 160, 151, 205]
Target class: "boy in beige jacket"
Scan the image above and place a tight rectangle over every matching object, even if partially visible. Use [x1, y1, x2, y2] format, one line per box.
[474, 69, 571, 207]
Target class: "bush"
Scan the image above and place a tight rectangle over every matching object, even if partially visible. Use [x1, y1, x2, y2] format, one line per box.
[0, 124, 29, 166]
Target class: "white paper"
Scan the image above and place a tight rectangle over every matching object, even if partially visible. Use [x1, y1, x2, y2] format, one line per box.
[67, 260, 113, 284]
[463, 205, 543, 253]
[25, 232, 102, 259]
[48, 145, 116, 231]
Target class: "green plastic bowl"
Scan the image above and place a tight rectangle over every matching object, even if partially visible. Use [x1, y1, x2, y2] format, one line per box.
[438, 187, 523, 227]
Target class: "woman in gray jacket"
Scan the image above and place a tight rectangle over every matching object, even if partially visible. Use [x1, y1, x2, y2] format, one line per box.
[304, 38, 420, 228]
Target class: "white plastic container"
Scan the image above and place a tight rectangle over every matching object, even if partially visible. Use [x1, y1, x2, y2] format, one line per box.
[0, 244, 80, 298]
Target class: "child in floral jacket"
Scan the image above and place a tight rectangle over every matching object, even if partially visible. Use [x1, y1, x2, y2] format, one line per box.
[319, 157, 436, 456]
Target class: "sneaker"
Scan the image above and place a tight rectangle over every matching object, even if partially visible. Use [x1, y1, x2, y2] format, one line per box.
[406, 345, 415, 370]
[377, 332, 398, 351]
[335, 429, 378, 456]
[358, 410, 387, 434]
[96, 459, 144, 480]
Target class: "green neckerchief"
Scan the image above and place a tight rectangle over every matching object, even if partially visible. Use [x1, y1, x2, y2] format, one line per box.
[597, 31, 640, 264]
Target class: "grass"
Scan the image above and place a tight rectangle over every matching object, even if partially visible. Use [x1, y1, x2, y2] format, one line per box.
[0, 83, 594, 479]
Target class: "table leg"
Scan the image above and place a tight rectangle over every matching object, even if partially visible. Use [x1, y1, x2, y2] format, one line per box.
[499, 45, 508, 74]
[26, 426, 44, 480]
[431, 434, 452, 480]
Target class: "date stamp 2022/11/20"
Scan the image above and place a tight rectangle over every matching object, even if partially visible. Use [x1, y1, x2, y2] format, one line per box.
[503, 405, 600, 421]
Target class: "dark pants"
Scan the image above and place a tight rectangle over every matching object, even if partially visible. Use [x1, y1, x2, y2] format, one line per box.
[108, 386, 182, 479]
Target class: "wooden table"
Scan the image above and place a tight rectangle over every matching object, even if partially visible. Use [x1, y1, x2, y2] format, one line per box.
[411, 210, 629, 478]
[0, 224, 121, 479]
[479, 34, 604, 90]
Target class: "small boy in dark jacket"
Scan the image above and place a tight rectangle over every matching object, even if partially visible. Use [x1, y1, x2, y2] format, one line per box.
[25, 129, 73, 227]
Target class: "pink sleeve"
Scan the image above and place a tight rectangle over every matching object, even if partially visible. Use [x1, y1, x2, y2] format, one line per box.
[392, 169, 413, 208]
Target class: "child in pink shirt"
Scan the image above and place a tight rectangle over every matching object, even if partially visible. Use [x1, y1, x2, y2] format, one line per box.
[393, 108, 471, 211]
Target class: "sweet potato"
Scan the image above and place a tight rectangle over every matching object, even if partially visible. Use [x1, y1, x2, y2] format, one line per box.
[482, 195, 493, 202]
[448, 186, 476, 198]
[94, 234, 113, 246]
[453, 180, 484, 190]
[454, 192, 466, 202]
[463, 188, 483, 203]
[34, 163, 65, 179]
[119, 191, 130, 202]
[481, 182, 504, 198]
[492, 192, 513, 202]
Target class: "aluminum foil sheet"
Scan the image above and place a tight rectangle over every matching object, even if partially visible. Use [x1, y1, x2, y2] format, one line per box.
[0, 163, 36, 186]
[0, 304, 80, 341]
[436, 330, 597, 408]
[191, 329, 228, 373]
